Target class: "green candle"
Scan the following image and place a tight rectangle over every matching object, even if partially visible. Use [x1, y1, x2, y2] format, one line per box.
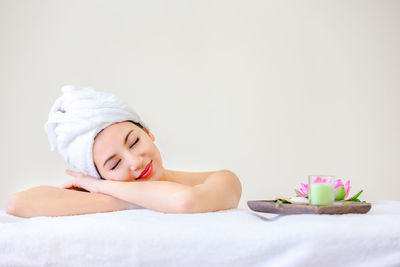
[309, 183, 334, 206]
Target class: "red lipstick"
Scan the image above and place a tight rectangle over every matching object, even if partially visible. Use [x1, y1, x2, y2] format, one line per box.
[138, 161, 153, 179]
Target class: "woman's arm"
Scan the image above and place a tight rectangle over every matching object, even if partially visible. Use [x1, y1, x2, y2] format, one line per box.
[98, 180, 195, 213]
[6, 185, 143, 218]
[100, 170, 242, 214]
[60, 170, 197, 213]
[64, 169, 242, 214]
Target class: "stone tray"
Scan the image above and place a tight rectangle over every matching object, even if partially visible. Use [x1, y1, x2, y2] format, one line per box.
[247, 200, 372, 215]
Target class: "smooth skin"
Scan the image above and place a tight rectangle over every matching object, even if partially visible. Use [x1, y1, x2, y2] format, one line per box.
[7, 121, 242, 218]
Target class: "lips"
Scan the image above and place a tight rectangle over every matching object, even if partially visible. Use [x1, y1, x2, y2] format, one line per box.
[138, 161, 153, 179]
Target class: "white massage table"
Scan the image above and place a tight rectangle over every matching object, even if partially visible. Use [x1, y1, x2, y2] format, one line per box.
[0, 200, 399, 266]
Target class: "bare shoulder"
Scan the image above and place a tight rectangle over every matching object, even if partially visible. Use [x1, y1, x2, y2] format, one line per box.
[165, 170, 217, 186]
[165, 169, 240, 188]
[203, 170, 242, 195]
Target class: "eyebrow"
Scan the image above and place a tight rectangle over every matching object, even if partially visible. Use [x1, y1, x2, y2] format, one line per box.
[103, 129, 134, 168]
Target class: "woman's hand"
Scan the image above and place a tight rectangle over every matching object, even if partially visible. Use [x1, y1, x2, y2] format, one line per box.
[60, 170, 104, 193]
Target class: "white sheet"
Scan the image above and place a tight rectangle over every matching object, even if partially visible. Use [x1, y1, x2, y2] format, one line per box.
[1, 200, 399, 267]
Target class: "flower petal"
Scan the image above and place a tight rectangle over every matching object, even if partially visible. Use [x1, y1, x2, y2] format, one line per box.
[334, 179, 344, 189]
[300, 183, 309, 194]
[345, 181, 351, 199]
[296, 189, 306, 198]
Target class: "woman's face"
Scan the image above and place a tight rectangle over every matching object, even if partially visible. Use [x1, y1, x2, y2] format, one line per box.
[93, 121, 164, 182]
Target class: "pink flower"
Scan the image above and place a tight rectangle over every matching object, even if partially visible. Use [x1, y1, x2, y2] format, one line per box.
[314, 176, 328, 183]
[334, 179, 351, 199]
[295, 183, 309, 198]
[295, 178, 352, 200]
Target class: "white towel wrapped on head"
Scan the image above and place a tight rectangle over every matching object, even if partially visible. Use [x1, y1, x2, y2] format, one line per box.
[44, 85, 146, 178]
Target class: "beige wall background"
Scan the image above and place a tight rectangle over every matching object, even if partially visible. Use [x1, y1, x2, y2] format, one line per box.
[1, 0, 399, 210]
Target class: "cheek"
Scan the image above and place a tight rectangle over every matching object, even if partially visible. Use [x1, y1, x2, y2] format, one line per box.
[114, 167, 134, 181]
[102, 168, 130, 181]
[153, 146, 163, 164]
[149, 143, 161, 156]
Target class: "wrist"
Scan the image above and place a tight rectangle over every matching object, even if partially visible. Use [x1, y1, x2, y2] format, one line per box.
[97, 179, 112, 194]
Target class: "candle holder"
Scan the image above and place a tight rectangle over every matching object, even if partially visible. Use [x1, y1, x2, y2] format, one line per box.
[308, 175, 335, 206]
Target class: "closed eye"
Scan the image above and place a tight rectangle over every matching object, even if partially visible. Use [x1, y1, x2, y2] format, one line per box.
[130, 137, 140, 148]
[110, 138, 140, 171]
[111, 160, 120, 170]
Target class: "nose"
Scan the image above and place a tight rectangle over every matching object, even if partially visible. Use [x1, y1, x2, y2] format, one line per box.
[124, 151, 142, 173]
[129, 166, 140, 177]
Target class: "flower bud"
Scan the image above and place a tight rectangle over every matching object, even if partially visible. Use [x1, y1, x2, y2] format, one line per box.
[334, 186, 347, 201]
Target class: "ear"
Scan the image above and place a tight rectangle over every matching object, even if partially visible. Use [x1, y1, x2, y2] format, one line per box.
[143, 127, 155, 142]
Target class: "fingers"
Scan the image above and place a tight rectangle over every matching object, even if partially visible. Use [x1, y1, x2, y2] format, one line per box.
[59, 181, 83, 191]
[58, 181, 73, 189]
[59, 177, 79, 189]
[62, 170, 97, 193]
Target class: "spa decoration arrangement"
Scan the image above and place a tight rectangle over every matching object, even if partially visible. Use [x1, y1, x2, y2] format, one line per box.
[247, 176, 371, 215]
[289, 177, 365, 206]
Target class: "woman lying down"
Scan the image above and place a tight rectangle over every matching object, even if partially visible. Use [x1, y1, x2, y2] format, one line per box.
[6, 86, 242, 218]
